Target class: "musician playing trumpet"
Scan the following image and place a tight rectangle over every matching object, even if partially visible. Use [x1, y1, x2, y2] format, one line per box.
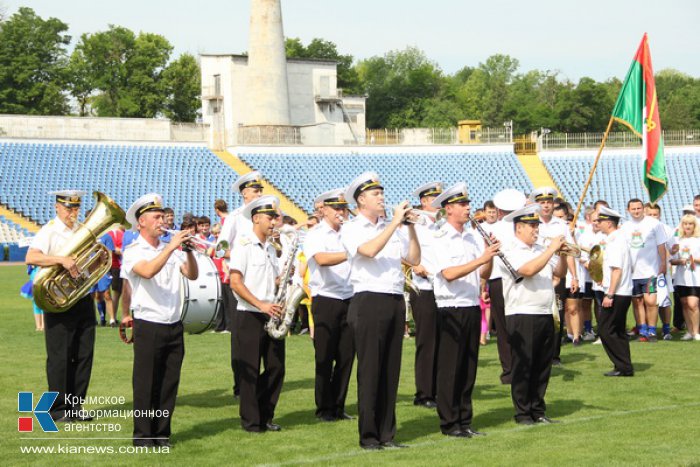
[431, 183, 500, 438]
[229, 195, 286, 433]
[121, 193, 198, 447]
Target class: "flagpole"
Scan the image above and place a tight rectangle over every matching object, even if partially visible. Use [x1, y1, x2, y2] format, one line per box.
[571, 116, 615, 230]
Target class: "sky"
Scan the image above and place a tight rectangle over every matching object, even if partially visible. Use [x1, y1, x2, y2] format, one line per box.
[6, 0, 700, 82]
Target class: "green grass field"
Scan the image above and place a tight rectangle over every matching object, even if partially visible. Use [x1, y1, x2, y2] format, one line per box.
[2, 264, 699, 466]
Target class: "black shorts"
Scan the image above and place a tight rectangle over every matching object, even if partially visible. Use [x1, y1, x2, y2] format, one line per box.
[676, 285, 700, 299]
[110, 267, 123, 293]
[560, 287, 582, 300]
[582, 282, 595, 299]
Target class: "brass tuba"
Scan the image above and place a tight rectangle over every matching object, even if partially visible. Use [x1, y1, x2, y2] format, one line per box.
[33, 192, 130, 313]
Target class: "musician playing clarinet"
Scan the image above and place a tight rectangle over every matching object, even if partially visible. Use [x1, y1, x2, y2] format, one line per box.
[431, 183, 500, 438]
[122, 193, 198, 447]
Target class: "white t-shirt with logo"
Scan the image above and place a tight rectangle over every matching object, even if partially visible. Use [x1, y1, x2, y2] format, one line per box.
[672, 237, 700, 287]
[621, 216, 667, 280]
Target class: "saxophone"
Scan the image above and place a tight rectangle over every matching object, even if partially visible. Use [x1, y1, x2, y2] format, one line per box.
[265, 229, 307, 339]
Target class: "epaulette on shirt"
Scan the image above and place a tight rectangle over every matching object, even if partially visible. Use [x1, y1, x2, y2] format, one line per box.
[433, 228, 448, 239]
[239, 237, 251, 246]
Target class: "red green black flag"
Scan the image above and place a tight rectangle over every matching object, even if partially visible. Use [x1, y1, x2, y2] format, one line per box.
[611, 33, 668, 204]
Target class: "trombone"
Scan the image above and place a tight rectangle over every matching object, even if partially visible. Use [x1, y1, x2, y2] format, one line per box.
[160, 228, 228, 258]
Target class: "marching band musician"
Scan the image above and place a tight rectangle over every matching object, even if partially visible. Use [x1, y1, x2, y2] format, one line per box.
[219, 171, 265, 398]
[340, 172, 420, 450]
[480, 188, 526, 384]
[529, 187, 578, 365]
[121, 193, 199, 447]
[596, 206, 635, 376]
[431, 183, 500, 438]
[502, 204, 567, 425]
[229, 195, 285, 433]
[408, 181, 443, 410]
[26, 190, 96, 423]
[304, 189, 355, 422]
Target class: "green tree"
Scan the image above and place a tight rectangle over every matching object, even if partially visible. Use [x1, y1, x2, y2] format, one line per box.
[162, 53, 201, 122]
[66, 48, 94, 116]
[0, 7, 70, 115]
[555, 77, 615, 132]
[656, 69, 700, 129]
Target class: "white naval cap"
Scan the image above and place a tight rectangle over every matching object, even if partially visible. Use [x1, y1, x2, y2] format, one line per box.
[503, 203, 542, 224]
[597, 205, 624, 221]
[412, 181, 443, 199]
[242, 195, 280, 220]
[493, 188, 526, 212]
[49, 190, 86, 207]
[345, 172, 383, 203]
[682, 204, 695, 214]
[314, 188, 349, 208]
[126, 193, 164, 227]
[232, 171, 264, 192]
[430, 182, 470, 209]
[529, 186, 559, 202]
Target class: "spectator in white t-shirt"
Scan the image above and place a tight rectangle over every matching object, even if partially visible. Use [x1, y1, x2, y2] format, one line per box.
[670, 214, 700, 340]
[644, 203, 676, 340]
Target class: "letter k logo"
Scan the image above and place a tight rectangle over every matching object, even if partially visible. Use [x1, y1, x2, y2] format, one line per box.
[18, 392, 59, 432]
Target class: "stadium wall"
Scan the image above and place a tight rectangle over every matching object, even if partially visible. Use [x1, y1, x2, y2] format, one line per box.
[0, 115, 208, 142]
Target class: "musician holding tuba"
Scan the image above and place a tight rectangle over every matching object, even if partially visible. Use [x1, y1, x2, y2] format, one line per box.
[121, 193, 198, 447]
[229, 195, 285, 433]
[340, 172, 420, 450]
[431, 183, 500, 438]
[26, 190, 96, 423]
[303, 188, 355, 422]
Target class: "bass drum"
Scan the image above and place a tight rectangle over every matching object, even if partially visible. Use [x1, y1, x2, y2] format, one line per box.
[180, 253, 222, 334]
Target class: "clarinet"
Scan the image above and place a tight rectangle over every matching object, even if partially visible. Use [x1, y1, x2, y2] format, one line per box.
[469, 215, 524, 284]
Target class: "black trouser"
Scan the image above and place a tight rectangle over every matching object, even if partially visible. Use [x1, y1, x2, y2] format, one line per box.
[506, 314, 555, 423]
[673, 291, 685, 329]
[348, 292, 404, 447]
[488, 278, 511, 383]
[552, 280, 566, 361]
[436, 306, 481, 433]
[312, 295, 355, 418]
[132, 319, 184, 441]
[214, 281, 233, 332]
[409, 289, 439, 403]
[227, 291, 240, 396]
[595, 292, 634, 374]
[43, 294, 96, 420]
[232, 310, 285, 432]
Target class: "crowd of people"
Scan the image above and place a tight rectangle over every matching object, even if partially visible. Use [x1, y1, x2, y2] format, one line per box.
[24, 177, 700, 450]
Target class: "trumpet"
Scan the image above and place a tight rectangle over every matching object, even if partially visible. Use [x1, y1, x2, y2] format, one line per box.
[540, 236, 586, 258]
[160, 228, 228, 258]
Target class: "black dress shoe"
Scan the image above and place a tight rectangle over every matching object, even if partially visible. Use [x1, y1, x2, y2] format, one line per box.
[133, 439, 155, 447]
[413, 399, 437, 409]
[535, 416, 560, 424]
[380, 441, 408, 449]
[72, 410, 94, 422]
[360, 444, 383, 450]
[444, 429, 470, 438]
[54, 415, 72, 423]
[265, 422, 282, 431]
[462, 427, 486, 437]
[153, 438, 171, 447]
[336, 412, 354, 420]
[318, 414, 337, 422]
[515, 418, 535, 425]
[604, 370, 634, 377]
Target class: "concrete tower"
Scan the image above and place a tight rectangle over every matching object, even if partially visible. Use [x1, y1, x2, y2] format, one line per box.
[246, 0, 291, 125]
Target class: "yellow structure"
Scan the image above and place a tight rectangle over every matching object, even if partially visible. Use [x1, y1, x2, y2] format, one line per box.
[213, 151, 308, 222]
[0, 205, 40, 232]
[516, 152, 558, 190]
[458, 120, 482, 144]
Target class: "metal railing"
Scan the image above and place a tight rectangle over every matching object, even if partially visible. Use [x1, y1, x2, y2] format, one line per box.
[365, 127, 512, 145]
[541, 129, 700, 150]
[238, 126, 302, 145]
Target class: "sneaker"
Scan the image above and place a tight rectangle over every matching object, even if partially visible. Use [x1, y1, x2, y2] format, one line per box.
[485, 332, 491, 341]
[626, 327, 639, 337]
[662, 333, 673, 341]
[299, 328, 309, 335]
[638, 336, 649, 342]
[592, 338, 602, 345]
[582, 331, 596, 342]
[694, 334, 700, 341]
[647, 334, 658, 343]
[572, 338, 582, 347]
[680, 333, 693, 341]
[109, 320, 117, 328]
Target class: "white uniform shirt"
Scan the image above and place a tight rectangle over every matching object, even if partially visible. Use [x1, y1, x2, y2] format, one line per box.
[502, 238, 559, 316]
[602, 229, 633, 296]
[621, 216, 667, 280]
[219, 205, 254, 251]
[409, 220, 440, 290]
[122, 236, 186, 324]
[672, 237, 700, 287]
[30, 217, 78, 255]
[229, 235, 279, 312]
[537, 216, 573, 246]
[481, 219, 515, 280]
[340, 213, 409, 295]
[433, 223, 484, 307]
[304, 220, 353, 300]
